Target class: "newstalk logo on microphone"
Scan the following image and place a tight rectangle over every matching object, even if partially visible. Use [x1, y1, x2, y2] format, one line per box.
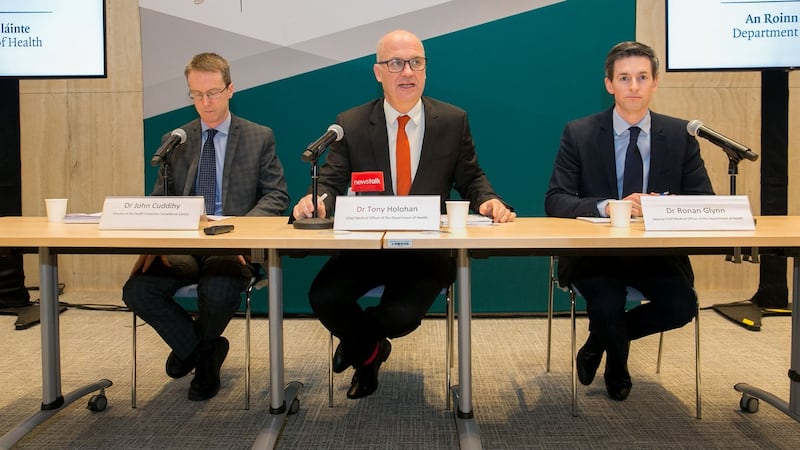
[350, 171, 385, 192]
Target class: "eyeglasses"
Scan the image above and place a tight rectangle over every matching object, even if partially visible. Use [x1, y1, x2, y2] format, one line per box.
[188, 85, 229, 101]
[376, 57, 427, 73]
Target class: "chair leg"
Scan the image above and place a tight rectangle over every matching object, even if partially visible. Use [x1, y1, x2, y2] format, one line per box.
[656, 332, 664, 374]
[445, 284, 454, 408]
[546, 257, 556, 372]
[328, 333, 334, 407]
[244, 284, 253, 411]
[131, 312, 137, 409]
[695, 302, 702, 419]
[570, 288, 578, 417]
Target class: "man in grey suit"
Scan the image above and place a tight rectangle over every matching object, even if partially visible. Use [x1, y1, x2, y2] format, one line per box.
[292, 29, 515, 400]
[123, 52, 289, 401]
[545, 42, 714, 401]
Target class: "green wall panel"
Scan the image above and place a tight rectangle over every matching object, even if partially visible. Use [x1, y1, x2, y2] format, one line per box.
[143, 0, 635, 314]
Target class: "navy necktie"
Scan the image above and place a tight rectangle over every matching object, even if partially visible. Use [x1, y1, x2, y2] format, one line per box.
[622, 126, 642, 198]
[197, 128, 217, 215]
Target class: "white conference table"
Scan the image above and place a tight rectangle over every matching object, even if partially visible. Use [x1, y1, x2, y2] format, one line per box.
[385, 216, 800, 448]
[0, 216, 383, 449]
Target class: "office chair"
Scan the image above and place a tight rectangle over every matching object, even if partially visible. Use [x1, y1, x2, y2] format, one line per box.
[131, 271, 266, 410]
[328, 284, 455, 408]
[545, 256, 701, 418]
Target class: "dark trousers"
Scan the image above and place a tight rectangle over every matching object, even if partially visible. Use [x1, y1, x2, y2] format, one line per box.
[571, 255, 697, 377]
[309, 250, 455, 365]
[122, 255, 252, 359]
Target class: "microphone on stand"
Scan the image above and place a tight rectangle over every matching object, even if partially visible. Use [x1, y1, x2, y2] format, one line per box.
[150, 128, 187, 166]
[294, 124, 345, 229]
[687, 120, 758, 162]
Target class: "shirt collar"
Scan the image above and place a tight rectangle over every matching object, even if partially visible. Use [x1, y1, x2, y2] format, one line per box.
[201, 112, 232, 136]
[383, 99, 423, 126]
[612, 108, 651, 137]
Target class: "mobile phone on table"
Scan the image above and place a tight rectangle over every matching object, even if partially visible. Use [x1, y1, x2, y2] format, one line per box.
[203, 224, 234, 235]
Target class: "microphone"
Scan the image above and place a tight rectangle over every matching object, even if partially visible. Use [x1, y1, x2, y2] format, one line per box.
[351, 171, 385, 193]
[150, 128, 187, 166]
[687, 120, 759, 162]
[301, 124, 344, 162]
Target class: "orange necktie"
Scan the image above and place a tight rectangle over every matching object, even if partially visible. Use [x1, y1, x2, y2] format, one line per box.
[396, 115, 411, 195]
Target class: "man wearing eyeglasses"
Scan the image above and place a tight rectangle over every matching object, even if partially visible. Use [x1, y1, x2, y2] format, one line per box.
[292, 29, 515, 400]
[123, 52, 289, 401]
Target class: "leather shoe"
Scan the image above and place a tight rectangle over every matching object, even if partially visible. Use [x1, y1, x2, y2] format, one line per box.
[576, 343, 603, 386]
[166, 350, 195, 379]
[332, 342, 348, 373]
[604, 371, 632, 401]
[346, 339, 391, 400]
[188, 337, 229, 401]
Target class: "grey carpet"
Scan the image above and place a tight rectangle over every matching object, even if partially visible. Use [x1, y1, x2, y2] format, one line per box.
[1, 300, 798, 449]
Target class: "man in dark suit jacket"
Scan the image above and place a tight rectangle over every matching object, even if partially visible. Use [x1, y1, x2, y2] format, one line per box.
[545, 42, 714, 401]
[292, 29, 515, 400]
[123, 53, 289, 402]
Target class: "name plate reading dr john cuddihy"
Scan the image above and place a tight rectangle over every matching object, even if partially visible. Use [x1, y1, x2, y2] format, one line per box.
[98, 196, 205, 230]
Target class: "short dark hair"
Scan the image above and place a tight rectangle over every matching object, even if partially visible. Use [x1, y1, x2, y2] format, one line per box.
[604, 41, 659, 79]
[185, 52, 232, 86]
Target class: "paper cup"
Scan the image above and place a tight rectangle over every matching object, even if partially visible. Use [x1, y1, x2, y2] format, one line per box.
[445, 200, 470, 229]
[45, 198, 68, 222]
[608, 200, 633, 228]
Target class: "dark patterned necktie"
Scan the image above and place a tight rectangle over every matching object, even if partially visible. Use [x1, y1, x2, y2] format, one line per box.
[197, 128, 217, 215]
[621, 126, 642, 198]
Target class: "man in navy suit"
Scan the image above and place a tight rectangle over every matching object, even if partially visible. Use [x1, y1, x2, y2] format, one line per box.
[545, 41, 714, 401]
[123, 53, 289, 401]
[292, 29, 515, 400]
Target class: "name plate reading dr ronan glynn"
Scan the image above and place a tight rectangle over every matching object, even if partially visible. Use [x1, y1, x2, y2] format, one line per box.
[334, 195, 441, 231]
[98, 196, 205, 230]
[641, 195, 755, 231]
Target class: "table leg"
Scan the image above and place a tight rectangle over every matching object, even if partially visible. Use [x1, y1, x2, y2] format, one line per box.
[0, 248, 112, 449]
[452, 249, 482, 449]
[252, 249, 302, 449]
[733, 254, 800, 421]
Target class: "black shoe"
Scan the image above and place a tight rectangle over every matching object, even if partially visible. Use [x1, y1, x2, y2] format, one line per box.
[166, 350, 195, 379]
[604, 371, 632, 401]
[188, 337, 229, 401]
[332, 342, 348, 373]
[576, 343, 603, 386]
[346, 339, 391, 400]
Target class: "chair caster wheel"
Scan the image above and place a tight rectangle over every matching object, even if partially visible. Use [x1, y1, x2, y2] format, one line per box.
[87, 394, 108, 412]
[288, 398, 300, 415]
[740, 394, 759, 413]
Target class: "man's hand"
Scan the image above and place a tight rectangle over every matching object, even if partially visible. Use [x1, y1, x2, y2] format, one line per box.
[129, 254, 170, 276]
[479, 199, 516, 223]
[292, 194, 327, 219]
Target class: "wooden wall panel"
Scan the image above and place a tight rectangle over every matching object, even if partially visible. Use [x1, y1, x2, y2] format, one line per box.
[19, 0, 143, 292]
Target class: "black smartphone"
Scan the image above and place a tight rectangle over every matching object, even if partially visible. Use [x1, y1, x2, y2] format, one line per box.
[203, 224, 234, 235]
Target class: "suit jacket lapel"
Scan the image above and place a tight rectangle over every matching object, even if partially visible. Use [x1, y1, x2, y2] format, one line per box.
[368, 102, 393, 194]
[597, 109, 618, 197]
[183, 119, 203, 196]
[220, 114, 240, 209]
[648, 114, 667, 189]
[415, 97, 440, 196]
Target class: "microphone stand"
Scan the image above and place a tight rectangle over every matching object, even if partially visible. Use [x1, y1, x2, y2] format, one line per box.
[720, 146, 759, 264]
[293, 146, 334, 230]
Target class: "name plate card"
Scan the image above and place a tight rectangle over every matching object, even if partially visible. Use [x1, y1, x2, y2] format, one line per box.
[333, 195, 441, 231]
[641, 195, 755, 231]
[98, 196, 204, 230]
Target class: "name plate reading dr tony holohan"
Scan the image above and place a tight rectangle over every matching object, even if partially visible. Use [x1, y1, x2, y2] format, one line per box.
[334, 195, 441, 231]
[641, 195, 755, 231]
[98, 196, 205, 230]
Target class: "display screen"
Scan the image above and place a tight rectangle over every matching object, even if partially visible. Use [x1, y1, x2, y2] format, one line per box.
[0, 0, 106, 78]
[666, 0, 800, 71]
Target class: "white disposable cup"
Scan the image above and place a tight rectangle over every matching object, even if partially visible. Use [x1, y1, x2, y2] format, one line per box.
[45, 198, 68, 222]
[608, 200, 633, 228]
[445, 200, 470, 229]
